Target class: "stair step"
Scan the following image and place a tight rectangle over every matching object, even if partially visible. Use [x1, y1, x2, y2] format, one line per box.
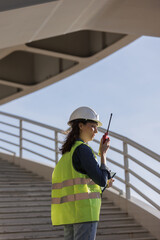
[0, 182, 50, 186]
[0, 169, 33, 173]
[120, 238, 157, 240]
[0, 172, 40, 177]
[0, 231, 64, 240]
[100, 211, 129, 220]
[0, 218, 52, 226]
[0, 224, 63, 234]
[0, 201, 51, 207]
[97, 236, 156, 240]
[27, 239, 64, 240]
[100, 217, 135, 225]
[0, 196, 50, 202]
[0, 206, 51, 213]
[101, 206, 121, 211]
[97, 228, 148, 234]
[0, 212, 51, 219]
[96, 229, 153, 239]
[98, 223, 141, 229]
[0, 177, 44, 181]
[0, 192, 50, 197]
[0, 186, 51, 193]
[101, 200, 115, 205]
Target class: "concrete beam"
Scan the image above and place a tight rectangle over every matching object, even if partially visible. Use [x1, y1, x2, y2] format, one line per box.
[0, 0, 159, 105]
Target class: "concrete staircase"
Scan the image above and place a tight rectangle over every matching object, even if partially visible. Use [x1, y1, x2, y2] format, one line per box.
[0, 158, 157, 240]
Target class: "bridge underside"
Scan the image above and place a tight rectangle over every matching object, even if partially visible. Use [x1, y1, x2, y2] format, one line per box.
[0, 0, 160, 105]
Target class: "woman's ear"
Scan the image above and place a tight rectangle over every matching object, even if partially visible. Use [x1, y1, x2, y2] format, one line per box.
[78, 122, 83, 130]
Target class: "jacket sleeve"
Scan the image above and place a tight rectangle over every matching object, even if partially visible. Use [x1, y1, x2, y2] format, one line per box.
[72, 144, 111, 187]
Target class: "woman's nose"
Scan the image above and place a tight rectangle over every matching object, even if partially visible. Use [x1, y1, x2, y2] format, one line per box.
[94, 127, 98, 133]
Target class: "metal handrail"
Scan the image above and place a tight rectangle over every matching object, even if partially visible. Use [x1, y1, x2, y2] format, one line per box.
[0, 111, 159, 210]
[108, 129, 160, 162]
[0, 111, 65, 163]
[0, 111, 63, 132]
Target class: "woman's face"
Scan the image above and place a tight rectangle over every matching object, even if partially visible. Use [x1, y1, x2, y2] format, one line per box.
[79, 122, 98, 142]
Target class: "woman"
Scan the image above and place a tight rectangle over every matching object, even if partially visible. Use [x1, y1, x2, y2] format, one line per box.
[51, 106, 114, 240]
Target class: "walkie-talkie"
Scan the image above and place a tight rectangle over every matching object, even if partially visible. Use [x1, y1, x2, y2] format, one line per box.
[102, 113, 113, 144]
[99, 113, 116, 194]
[98, 113, 113, 156]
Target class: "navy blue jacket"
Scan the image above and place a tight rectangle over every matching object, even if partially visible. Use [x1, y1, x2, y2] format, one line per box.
[72, 140, 111, 187]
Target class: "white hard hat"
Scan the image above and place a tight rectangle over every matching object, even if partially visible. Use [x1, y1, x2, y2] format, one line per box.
[68, 106, 102, 127]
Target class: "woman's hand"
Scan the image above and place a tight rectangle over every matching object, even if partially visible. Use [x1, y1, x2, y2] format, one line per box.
[99, 137, 110, 157]
[106, 178, 114, 188]
[100, 137, 110, 165]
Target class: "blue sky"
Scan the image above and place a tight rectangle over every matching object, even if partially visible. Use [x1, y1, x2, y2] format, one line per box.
[1, 35, 160, 154]
[1, 35, 160, 206]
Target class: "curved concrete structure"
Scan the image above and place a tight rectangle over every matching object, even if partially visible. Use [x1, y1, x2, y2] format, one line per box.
[0, 0, 160, 105]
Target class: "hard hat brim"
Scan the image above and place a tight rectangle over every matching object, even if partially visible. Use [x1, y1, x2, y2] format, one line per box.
[68, 119, 102, 127]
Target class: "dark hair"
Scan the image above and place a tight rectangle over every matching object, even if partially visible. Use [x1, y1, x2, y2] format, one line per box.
[60, 119, 96, 154]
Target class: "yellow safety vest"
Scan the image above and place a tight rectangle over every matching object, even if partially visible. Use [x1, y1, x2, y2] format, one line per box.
[51, 141, 102, 225]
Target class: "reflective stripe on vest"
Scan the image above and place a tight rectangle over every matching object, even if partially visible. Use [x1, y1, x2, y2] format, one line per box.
[52, 177, 95, 189]
[52, 192, 101, 204]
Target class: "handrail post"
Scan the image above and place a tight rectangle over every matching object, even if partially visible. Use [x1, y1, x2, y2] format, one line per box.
[55, 131, 58, 164]
[123, 142, 130, 199]
[19, 120, 23, 158]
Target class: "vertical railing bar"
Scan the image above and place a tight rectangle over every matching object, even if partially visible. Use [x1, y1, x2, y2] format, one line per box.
[55, 130, 58, 164]
[123, 141, 130, 199]
[19, 119, 22, 158]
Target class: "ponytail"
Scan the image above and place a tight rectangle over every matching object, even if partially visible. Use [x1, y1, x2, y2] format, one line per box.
[60, 119, 87, 154]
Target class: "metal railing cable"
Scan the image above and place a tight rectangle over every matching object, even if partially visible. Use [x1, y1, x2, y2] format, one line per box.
[0, 111, 159, 210]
